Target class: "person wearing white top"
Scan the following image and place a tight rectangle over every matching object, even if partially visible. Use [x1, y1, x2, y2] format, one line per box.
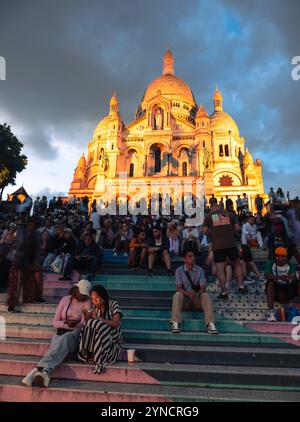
[90, 207, 101, 243]
[182, 226, 201, 253]
[242, 216, 264, 248]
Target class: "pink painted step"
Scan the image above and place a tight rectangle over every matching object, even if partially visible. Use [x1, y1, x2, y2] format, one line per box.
[5, 326, 54, 340]
[245, 322, 300, 348]
[0, 383, 168, 402]
[0, 340, 49, 356]
[245, 322, 294, 335]
[43, 281, 73, 289]
[0, 358, 160, 385]
[43, 271, 80, 283]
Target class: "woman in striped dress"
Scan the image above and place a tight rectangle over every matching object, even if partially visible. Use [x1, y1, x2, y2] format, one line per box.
[78, 284, 123, 374]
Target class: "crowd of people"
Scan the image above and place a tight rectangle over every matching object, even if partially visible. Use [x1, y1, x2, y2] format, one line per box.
[0, 188, 300, 387]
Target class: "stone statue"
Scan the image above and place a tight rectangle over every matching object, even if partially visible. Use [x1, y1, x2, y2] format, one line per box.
[155, 109, 163, 130]
[99, 149, 109, 174]
[180, 149, 188, 158]
[203, 147, 211, 170]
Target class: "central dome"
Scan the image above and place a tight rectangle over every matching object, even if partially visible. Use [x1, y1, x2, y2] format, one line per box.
[143, 73, 196, 105]
[141, 49, 196, 106]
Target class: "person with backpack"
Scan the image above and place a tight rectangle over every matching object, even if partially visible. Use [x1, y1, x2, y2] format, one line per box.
[170, 249, 218, 335]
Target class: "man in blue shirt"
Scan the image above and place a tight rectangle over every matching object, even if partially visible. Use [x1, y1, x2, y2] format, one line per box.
[170, 249, 218, 334]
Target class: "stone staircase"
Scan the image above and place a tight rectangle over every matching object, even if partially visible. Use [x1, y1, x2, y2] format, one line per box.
[0, 248, 300, 402]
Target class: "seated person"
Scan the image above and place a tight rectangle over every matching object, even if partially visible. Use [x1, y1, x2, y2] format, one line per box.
[265, 247, 300, 321]
[22, 280, 91, 388]
[40, 230, 55, 263]
[101, 219, 116, 248]
[58, 229, 78, 281]
[167, 220, 181, 257]
[146, 226, 173, 276]
[241, 215, 264, 248]
[63, 232, 102, 279]
[113, 222, 133, 257]
[42, 223, 65, 272]
[240, 244, 263, 283]
[78, 284, 123, 374]
[267, 223, 300, 264]
[128, 229, 148, 269]
[181, 226, 201, 254]
[170, 249, 218, 334]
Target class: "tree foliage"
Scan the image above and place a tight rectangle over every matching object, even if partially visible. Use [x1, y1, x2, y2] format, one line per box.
[0, 123, 27, 198]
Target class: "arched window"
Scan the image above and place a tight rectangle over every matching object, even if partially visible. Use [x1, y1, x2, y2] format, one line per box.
[225, 145, 229, 157]
[219, 145, 224, 157]
[182, 162, 188, 177]
[154, 149, 161, 173]
[129, 163, 134, 177]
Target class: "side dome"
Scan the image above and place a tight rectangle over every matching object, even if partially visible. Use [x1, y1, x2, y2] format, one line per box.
[210, 86, 240, 136]
[93, 115, 111, 137]
[210, 110, 240, 136]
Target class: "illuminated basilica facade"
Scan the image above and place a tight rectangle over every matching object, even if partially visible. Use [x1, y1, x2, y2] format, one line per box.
[69, 49, 266, 211]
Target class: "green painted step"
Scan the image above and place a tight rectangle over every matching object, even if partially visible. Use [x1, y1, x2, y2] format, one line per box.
[162, 381, 300, 392]
[123, 308, 223, 318]
[98, 283, 175, 291]
[1, 312, 254, 333]
[94, 275, 216, 281]
[121, 318, 255, 333]
[94, 275, 177, 282]
[123, 329, 286, 346]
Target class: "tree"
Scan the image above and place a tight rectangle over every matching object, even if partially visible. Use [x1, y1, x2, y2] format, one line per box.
[0, 123, 27, 199]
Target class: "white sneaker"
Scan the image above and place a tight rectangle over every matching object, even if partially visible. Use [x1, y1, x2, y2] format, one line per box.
[123, 252, 128, 257]
[266, 312, 276, 322]
[171, 321, 180, 333]
[22, 368, 38, 387]
[33, 370, 50, 388]
[113, 252, 118, 257]
[207, 322, 219, 335]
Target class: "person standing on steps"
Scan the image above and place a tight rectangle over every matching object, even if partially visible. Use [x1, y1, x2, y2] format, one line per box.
[170, 249, 219, 335]
[203, 199, 248, 300]
[7, 217, 46, 313]
[22, 279, 91, 388]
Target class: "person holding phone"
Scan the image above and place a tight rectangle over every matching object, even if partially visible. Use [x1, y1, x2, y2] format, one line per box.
[22, 279, 91, 388]
[78, 284, 123, 374]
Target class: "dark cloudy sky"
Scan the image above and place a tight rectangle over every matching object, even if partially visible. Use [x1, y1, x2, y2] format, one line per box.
[0, 0, 299, 198]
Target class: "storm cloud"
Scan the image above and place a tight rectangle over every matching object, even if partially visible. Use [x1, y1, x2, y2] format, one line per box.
[0, 0, 299, 197]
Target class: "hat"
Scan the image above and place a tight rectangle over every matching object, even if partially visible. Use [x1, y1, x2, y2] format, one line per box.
[74, 279, 91, 296]
[275, 247, 288, 257]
